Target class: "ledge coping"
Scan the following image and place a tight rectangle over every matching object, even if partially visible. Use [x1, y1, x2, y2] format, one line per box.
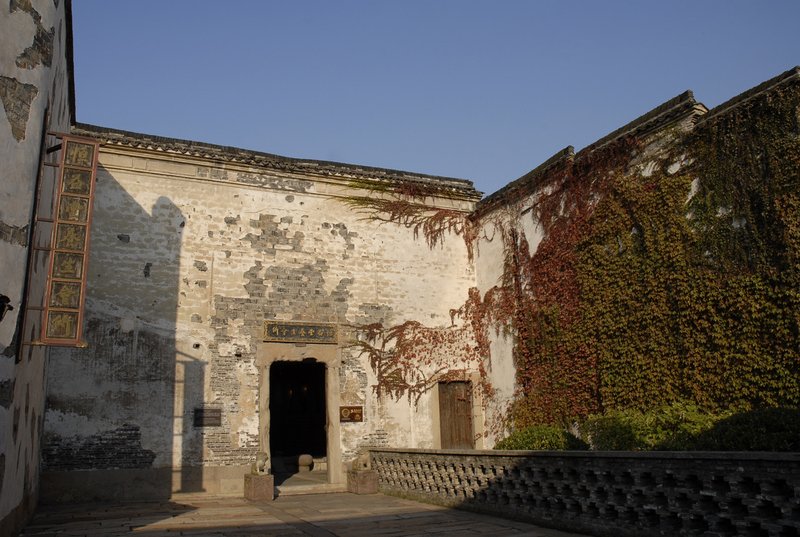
[370, 447, 800, 462]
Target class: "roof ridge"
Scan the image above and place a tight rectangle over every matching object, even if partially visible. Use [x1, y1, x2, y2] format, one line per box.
[475, 91, 706, 214]
[474, 146, 574, 215]
[579, 90, 704, 156]
[71, 122, 481, 198]
[698, 66, 800, 124]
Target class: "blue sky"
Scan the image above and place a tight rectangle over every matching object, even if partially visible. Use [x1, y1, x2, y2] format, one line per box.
[71, 1, 800, 196]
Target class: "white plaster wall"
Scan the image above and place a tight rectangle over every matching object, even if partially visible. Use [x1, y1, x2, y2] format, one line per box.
[472, 197, 549, 444]
[0, 0, 72, 527]
[45, 146, 479, 478]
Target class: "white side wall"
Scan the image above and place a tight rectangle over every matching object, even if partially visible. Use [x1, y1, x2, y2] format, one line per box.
[0, 0, 72, 530]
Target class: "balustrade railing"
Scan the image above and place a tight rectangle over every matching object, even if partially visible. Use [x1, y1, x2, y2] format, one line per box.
[370, 448, 800, 537]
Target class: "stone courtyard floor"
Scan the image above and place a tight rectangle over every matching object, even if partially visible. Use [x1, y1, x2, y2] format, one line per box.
[21, 492, 588, 536]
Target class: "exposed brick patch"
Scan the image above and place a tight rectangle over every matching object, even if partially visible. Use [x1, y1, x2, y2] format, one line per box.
[242, 214, 304, 255]
[0, 76, 38, 141]
[12, 405, 21, 442]
[0, 220, 29, 246]
[340, 358, 368, 402]
[236, 172, 312, 192]
[360, 431, 389, 448]
[41, 318, 171, 472]
[10, 0, 54, 69]
[204, 259, 353, 466]
[356, 303, 393, 325]
[72, 319, 175, 383]
[42, 424, 156, 471]
[44, 394, 95, 417]
[340, 303, 392, 410]
[0, 379, 13, 408]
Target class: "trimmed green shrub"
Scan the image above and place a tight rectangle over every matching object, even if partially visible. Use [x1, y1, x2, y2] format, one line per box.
[494, 424, 588, 450]
[651, 402, 721, 450]
[499, 405, 799, 452]
[691, 407, 800, 451]
[581, 410, 649, 450]
[581, 402, 722, 451]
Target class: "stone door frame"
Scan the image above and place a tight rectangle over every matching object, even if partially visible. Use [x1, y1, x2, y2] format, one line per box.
[429, 370, 485, 450]
[256, 342, 344, 485]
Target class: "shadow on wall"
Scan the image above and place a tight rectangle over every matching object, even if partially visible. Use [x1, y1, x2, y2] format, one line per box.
[39, 165, 203, 502]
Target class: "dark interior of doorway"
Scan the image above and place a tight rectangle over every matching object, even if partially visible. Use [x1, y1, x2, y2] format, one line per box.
[269, 360, 326, 484]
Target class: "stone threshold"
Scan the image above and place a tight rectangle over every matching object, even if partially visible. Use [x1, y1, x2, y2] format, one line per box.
[275, 483, 348, 496]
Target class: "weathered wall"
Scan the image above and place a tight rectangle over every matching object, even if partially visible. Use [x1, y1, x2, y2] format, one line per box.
[43, 134, 481, 498]
[0, 0, 73, 533]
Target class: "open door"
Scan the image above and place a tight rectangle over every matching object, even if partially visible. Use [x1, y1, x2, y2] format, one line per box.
[269, 360, 327, 479]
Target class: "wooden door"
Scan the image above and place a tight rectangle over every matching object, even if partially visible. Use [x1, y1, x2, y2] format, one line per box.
[438, 381, 474, 449]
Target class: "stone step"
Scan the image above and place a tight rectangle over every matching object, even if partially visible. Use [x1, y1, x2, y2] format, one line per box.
[275, 483, 348, 496]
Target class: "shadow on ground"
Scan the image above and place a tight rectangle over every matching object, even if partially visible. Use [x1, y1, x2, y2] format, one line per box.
[21, 493, 585, 537]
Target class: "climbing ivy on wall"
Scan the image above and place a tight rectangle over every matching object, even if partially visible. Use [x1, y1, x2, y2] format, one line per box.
[341, 75, 800, 432]
[497, 78, 800, 426]
[343, 178, 475, 255]
[341, 179, 489, 407]
[347, 313, 492, 405]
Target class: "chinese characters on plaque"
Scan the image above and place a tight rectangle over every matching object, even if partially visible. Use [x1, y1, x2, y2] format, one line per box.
[339, 406, 363, 422]
[262, 321, 338, 344]
[43, 138, 98, 344]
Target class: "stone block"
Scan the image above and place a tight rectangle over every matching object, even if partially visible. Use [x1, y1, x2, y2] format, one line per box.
[244, 474, 274, 501]
[347, 470, 378, 495]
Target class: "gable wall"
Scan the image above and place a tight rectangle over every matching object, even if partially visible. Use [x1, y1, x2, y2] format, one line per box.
[42, 143, 480, 499]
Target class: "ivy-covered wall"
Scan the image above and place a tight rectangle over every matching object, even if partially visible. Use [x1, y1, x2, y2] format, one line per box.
[473, 67, 800, 428]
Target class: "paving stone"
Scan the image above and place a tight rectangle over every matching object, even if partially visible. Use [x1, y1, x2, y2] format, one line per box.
[21, 493, 588, 536]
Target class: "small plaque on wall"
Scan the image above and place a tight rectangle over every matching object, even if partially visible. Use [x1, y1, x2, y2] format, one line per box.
[193, 407, 222, 427]
[339, 406, 363, 422]
[263, 320, 338, 344]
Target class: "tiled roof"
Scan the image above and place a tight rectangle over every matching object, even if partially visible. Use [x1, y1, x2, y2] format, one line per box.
[71, 123, 482, 201]
[475, 89, 707, 215]
[699, 66, 800, 124]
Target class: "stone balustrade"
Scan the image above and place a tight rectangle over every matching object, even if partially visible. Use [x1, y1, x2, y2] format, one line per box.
[370, 448, 800, 537]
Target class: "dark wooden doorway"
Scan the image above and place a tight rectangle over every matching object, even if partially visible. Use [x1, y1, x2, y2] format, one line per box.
[269, 361, 327, 458]
[438, 381, 474, 449]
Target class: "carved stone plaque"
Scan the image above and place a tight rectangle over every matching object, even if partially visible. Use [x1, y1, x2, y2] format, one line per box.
[263, 321, 338, 344]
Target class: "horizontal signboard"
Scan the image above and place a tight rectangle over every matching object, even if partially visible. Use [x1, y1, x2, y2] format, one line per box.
[263, 321, 338, 344]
